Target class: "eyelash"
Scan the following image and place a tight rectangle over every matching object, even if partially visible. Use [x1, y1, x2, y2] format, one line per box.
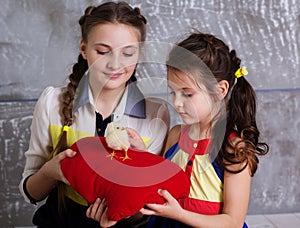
[97, 51, 135, 57]
[123, 53, 134, 57]
[183, 93, 192, 97]
[97, 51, 110, 55]
[169, 91, 192, 97]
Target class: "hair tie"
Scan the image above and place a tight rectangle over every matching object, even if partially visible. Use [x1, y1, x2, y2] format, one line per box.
[63, 125, 69, 132]
[235, 66, 248, 78]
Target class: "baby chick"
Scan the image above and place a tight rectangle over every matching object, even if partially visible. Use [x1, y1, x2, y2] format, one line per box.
[105, 122, 131, 160]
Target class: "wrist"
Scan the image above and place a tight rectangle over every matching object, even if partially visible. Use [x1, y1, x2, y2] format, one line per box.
[176, 207, 188, 224]
[39, 163, 58, 185]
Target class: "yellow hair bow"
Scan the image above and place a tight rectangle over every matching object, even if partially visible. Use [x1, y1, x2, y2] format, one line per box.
[235, 66, 248, 78]
[63, 125, 69, 132]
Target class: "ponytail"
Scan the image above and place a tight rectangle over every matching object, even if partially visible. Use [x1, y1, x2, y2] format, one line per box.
[228, 76, 257, 132]
[222, 76, 268, 176]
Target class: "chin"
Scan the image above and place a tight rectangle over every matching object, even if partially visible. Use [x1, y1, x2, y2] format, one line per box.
[103, 81, 127, 90]
[182, 118, 198, 126]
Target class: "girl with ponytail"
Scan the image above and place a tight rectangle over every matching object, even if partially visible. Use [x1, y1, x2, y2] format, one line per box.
[140, 32, 269, 228]
[19, 2, 169, 227]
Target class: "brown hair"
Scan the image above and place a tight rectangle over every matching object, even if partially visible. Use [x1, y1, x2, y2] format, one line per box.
[52, 1, 147, 211]
[167, 31, 268, 176]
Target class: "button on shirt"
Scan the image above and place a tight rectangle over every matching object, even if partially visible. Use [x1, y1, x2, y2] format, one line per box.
[95, 112, 112, 136]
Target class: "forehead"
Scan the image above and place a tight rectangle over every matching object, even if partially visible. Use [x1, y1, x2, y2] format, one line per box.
[167, 69, 198, 89]
[87, 23, 141, 49]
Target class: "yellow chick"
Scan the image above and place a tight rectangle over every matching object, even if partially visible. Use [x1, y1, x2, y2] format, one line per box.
[105, 122, 131, 160]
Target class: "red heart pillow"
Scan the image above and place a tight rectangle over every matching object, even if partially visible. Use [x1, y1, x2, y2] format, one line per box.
[61, 136, 190, 221]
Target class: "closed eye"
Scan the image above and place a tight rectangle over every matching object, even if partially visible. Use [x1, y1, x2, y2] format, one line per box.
[183, 92, 192, 97]
[123, 52, 136, 57]
[97, 50, 111, 55]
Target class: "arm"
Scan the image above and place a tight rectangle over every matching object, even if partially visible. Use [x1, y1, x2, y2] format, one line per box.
[141, 133, 251, 227]
[19, 87, 74, 203]
[25, 149, 76, 202]
[141, 167, 251, 228]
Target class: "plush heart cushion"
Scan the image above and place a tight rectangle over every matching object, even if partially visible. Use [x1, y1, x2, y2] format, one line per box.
[61, 136, 190, 221]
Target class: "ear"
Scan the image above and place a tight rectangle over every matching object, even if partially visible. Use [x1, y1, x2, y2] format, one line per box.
[217, 80, 229, 99]
[80, 39, 87, 59]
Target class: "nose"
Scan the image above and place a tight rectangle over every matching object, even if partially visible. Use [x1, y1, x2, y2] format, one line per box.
[107, 52, 121, 70]
[173, 94, 183, 109]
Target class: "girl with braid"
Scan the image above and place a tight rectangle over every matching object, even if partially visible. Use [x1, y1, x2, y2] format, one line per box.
[19, 2, 169, 227]
[139, 32, 269, 227]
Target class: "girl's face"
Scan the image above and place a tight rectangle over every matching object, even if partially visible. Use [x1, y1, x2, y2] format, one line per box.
[80, 23, 140, 91]
[168, 69, 215, 129]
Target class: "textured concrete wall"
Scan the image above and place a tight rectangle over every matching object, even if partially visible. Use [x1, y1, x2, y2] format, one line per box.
[0, 0, 299, 227]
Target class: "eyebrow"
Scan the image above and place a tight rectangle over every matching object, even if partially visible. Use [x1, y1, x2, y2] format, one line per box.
[94, 43, 110, 49]
[94, 43, 138, 50]
[168, 84, 192, 90]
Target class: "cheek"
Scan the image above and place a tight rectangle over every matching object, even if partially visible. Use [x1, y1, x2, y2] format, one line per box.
[191, 96, 211, 116]
[122, 58, 138, 71]
[91, 59, 105, 71]
[86, 52, 104, 69]
[124, 64, 137, 75]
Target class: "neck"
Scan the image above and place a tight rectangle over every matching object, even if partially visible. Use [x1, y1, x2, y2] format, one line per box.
[188, 123, 211, 141]
[93, 86, 126, 119]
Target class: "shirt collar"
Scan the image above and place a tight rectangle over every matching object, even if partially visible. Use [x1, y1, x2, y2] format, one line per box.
[72, 72, 146, 118]
[72, 71, 91, 112]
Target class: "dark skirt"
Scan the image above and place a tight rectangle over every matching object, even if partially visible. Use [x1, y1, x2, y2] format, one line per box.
[32, 188, 149, 228]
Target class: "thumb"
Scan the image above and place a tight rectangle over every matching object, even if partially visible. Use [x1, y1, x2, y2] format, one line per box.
[65, 149, 77, 158]
[57, 149, 76, 161]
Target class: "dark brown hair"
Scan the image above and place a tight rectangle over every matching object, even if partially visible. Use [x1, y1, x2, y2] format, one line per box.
[52, 1, 147, 211]
[167, 31, 268, 176]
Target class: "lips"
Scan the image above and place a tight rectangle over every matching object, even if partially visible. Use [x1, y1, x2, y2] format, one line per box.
[178, 111, 188, 116]
[104, 72, 124, 79]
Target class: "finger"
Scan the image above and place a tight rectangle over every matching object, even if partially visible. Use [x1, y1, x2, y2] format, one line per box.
[100, 207, 117, 227]
[95, 198, 107, 222]
[126, 128, 141, 138]
[86, 204, 92, 218]
[142, 203, 165, 213]
[139, 207, 156, 215]
[158, 189, 174, 202]
[91, 198, 103, 221]
[86, 200, 99, 218]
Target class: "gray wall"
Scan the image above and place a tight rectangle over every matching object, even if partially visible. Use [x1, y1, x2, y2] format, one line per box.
[0, 0, 299, 227]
